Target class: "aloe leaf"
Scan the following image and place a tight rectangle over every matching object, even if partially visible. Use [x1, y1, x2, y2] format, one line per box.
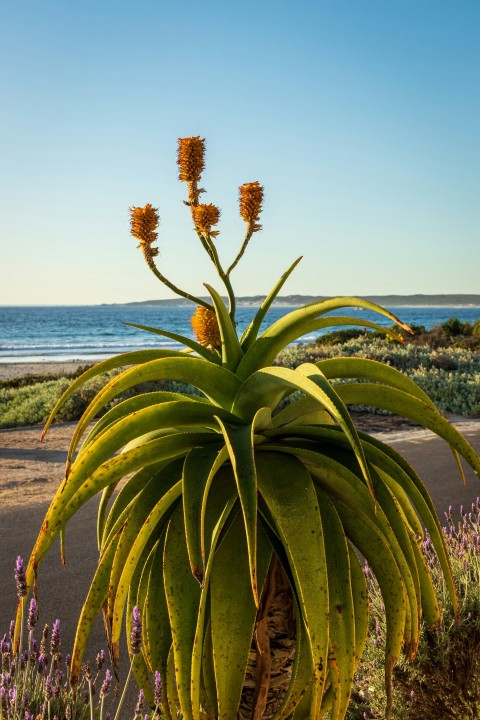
[110, 483, 183, 648]
[41, 349, 186, 440]
[316, 357, 435, 405]
[126, 553, 155, 705]
[272, 352, 437, 430]
[67, 399, 235, 488]
[144, 530, 172, 719]
[70, 530, 120, 685]
[258, 443, 418, 642]
[97, 481, 119, 551]
[240, 256, 303, 351]
[66, 356, 241, 462]
[200, 446, 230, 565]
[358, 432, 458, 613]
[183, 446, 223, 583]
[255, 452, 329, 719]
[331, 498, 406, 714]
[100, 462, 168, 551]
[82, 391, 210, 451]
[166, 645, 179, 719]
[123, 321, 221, 362]
[190, 471, 238, 720]
[236, 297, 412, 379]
[233, 365, 374, 497]
[348, 544, 369, 665]
[29, 434, 214, 583]
[210, 509, 272, 720]
[163, 504, 201, 720]
[336, 382, 480, 475]
[214, 416, 259, 604]
[106, 460, 183, 621]
[317, 489, 356, 720]
[202, 620, 218, 718]
[205, 283, 244, 370]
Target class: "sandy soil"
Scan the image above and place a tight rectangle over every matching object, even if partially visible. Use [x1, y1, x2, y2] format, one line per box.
[0, 361, 91, 381]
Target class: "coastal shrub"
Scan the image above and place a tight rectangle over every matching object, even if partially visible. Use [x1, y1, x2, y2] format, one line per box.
[347, 501, 480, 719]
[277, 339, 480, 416]
[0, 379, 71, 429]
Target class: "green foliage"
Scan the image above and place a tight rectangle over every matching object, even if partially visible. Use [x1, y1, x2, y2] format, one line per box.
[0, 378, 71, 428]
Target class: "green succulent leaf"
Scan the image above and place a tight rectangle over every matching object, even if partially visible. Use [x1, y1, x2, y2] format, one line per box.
[236, 297, 411, 379]
[215, 416, 259, 604]
[164, 504, 202, 720]
[240, 256, 303, 351]
[205, 283, 244, 370]
[123, 321, 221, 362]
[41, 349, 187, 439]
[255, 452, 329, 719]
[210, 509, 272, 720]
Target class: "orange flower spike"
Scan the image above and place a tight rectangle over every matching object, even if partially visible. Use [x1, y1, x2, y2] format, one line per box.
[129, 204, 160, 262]
[239, 181, 264, 232]
[192, 203, 221, 237]
[191, 306, 221, 350]
[177, 136, 206, 184]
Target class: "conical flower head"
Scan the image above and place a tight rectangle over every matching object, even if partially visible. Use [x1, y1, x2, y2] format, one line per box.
[177, 136, 205, 183]
[192, 203, 220, 237]
[239, 181, 264, 232]
[129, 204, 159, 261]
[191, 306, 221, 350]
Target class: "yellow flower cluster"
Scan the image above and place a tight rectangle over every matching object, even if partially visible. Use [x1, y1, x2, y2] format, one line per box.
[190, 306, 221, 350]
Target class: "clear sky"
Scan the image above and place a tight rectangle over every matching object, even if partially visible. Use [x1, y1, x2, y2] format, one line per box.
[1, 0, 479, 305]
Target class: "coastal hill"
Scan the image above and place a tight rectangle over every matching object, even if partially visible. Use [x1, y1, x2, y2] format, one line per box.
[116, 294, 480, 308]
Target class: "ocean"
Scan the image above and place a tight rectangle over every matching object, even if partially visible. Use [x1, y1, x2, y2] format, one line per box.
[1, 304, 479, 363]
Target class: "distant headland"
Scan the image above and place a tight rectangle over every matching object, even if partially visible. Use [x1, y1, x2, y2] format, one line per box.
[107, 294, 480, 308]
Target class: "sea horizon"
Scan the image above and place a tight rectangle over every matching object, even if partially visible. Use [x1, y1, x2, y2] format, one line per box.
[1, 303, 479, 365]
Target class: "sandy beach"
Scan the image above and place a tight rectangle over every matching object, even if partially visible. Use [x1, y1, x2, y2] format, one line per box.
[0, 361, 92, 381]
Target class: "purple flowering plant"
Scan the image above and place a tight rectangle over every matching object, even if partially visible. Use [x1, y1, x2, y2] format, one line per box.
[1, 560, 163, 720]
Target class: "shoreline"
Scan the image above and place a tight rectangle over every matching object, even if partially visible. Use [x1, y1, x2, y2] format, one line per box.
[0, 361, 92, 381]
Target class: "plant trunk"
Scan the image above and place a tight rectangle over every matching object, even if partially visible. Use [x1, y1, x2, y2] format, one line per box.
[238, 556, 296, 720]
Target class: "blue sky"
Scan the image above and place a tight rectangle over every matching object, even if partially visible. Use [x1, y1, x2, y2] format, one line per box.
[1, 0, 479, 304]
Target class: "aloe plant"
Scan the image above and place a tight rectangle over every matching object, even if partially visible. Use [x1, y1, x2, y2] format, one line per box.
[18, 137, 480, 720]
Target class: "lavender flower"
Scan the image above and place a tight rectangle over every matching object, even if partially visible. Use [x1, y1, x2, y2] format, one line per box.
[135, 688, 145, 714]
[25, 712, 34, 720]
[96, 649, 106, 670]
[45, 675, 53, 701]
[39, 624, 49, 656]
[1, 635, 10, 654]
[27, 599, 38, 632]
[15, 557, 27, 598]
[37, 653, 47, 674]
[154, 670, 162, 706]
[65, 653, 71, 667]
[100, 669, 113, 698]
[130, 606, 142, 655]
[9, 621, 15, 639]
[50, 619, 61, 655]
